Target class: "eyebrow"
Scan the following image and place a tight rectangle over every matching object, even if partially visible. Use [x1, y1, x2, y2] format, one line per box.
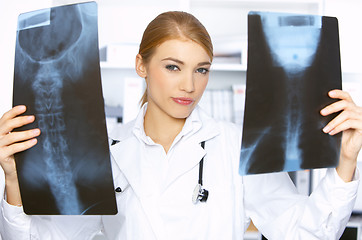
[162, 57, 211, 67]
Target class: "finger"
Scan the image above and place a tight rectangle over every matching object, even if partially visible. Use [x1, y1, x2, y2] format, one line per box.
[328, 89, 354, 102]
[0, 138, 38, 160]
[327, 119, 362, 136]
[0, 128, 41, 147]
[320, 99, 353, 116]
[0, 106, 27, 122]
[0, 115, 35, 136]
[323, 108, 362, 134]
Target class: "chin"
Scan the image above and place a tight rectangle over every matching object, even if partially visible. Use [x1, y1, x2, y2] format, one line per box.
[167, 105, 193, 119]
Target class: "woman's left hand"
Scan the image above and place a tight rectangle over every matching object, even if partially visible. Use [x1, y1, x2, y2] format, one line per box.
[320, 89, 362, 182]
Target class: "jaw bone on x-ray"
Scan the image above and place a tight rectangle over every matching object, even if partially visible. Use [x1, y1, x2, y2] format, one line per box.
[239, 12, 342, 175]
[13, 2, 117, 215]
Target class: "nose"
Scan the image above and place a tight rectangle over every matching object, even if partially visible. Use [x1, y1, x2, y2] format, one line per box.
[179, 72, 195, 93]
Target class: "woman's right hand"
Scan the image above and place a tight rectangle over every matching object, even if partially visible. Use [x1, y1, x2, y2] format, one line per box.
[0, 105, 40, 206]
[0, 105, 40, 178]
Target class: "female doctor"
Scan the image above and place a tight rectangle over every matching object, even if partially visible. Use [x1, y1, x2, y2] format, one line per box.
[1, 11, 362, 240]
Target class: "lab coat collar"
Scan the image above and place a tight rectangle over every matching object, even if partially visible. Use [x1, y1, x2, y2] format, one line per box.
[119, 103, 220, 145]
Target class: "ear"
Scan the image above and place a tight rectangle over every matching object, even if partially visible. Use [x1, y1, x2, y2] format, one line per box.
[135, 54, 147, 78]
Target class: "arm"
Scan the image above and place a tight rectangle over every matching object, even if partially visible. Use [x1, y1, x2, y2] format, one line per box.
[244, 169, 358, 239]
[320, 90, 362, 182]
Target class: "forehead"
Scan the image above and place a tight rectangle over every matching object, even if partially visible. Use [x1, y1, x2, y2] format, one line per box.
[152, 39, 211, 63]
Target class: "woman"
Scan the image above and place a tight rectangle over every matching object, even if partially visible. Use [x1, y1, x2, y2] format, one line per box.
[1, 11, 362, 240]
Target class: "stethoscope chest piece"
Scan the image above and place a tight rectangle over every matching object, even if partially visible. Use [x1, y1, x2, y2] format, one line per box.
[192, 183, 209, 204]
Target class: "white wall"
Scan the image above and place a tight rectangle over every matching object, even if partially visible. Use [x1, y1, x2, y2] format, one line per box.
[324, 0, 362, 73]
[324, 0, 362, 111]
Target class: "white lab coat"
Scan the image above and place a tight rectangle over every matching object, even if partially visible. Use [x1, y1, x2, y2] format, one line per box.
[0, 105, 359, 240]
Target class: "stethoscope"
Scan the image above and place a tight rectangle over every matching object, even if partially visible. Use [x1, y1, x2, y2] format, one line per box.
[112, 139, 209, 204]
[192, 141, 209, 204]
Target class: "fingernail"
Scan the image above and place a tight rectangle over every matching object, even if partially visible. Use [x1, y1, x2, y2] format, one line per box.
[32, 129, 40, 135]
[329, 90, 336, 97]
[27, 116, 35, 121]
[323, 126, 330, 133]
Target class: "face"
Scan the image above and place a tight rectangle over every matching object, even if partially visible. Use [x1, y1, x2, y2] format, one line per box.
[137, 39, 211, 120]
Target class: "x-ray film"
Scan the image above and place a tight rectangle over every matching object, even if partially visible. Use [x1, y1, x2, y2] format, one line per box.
[239, 12, 342, 175]
[13, 2, 117, 215]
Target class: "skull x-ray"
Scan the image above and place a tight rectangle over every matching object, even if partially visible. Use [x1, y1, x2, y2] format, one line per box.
[239, 12, 342, 175]
[13, 2, 117, 215]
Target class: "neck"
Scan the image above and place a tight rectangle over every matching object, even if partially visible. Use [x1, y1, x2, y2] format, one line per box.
[144, 104, 186, 154]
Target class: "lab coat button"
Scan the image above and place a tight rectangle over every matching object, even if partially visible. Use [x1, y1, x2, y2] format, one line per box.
[115, 187, 122, 192]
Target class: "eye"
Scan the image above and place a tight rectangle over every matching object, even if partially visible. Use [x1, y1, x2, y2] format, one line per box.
[196, 68, 209, 75]
[165, 64, 180, 72]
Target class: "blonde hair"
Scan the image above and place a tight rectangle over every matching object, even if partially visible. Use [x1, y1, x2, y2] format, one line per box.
[138, 11, 213, 106]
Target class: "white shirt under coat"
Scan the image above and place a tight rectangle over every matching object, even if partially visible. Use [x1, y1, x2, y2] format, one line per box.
[0, 104, 359, 240]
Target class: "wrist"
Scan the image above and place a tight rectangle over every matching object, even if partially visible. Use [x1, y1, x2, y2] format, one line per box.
[336, 154, 357, 182]
[4, 172, 22, 207]
[340, 147, 359, 163]
[5, 171, 18, 186]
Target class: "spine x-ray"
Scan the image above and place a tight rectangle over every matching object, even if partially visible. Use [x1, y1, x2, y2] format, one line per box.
[13, 2, 117, 215]
[239, 12, 342, 175]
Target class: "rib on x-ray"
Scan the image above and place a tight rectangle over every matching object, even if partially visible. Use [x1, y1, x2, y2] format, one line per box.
[239, 12, 342, 175]
[13, 2, 117, 215]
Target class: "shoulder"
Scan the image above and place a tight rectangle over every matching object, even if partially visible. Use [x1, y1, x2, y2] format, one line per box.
[197, 106, 242, 147]
[198, 108, 242, 153]
[218, 120, 242, 139]
[198, 106, 241, 134]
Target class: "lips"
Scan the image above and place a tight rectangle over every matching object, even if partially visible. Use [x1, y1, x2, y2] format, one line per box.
[172, 97, 194, 106]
